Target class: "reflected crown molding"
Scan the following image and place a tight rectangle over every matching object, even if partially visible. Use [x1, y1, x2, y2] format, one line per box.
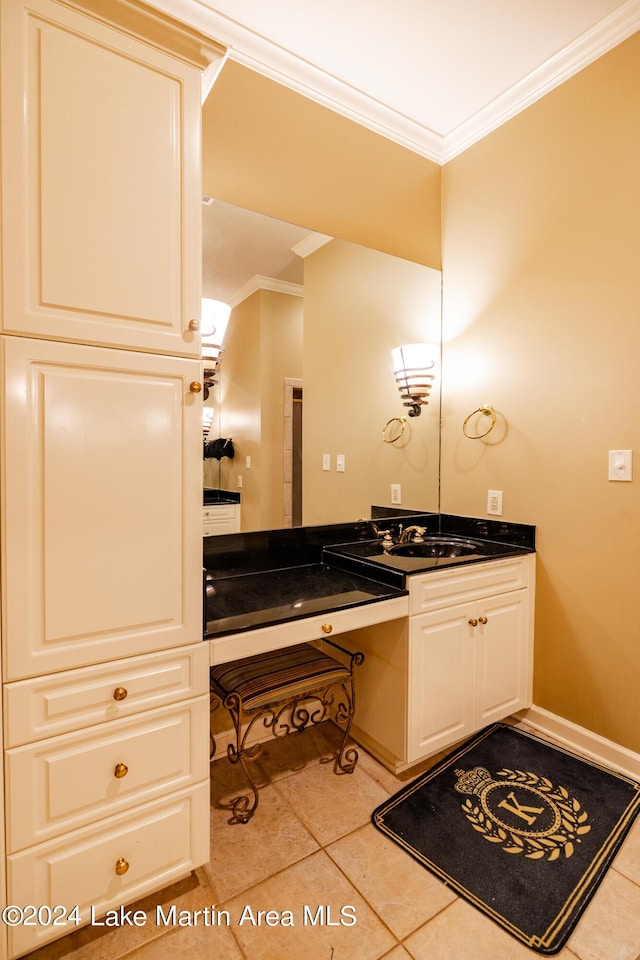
[292, 232, 333, 259]
[229, 275, 303, 308]
[149, 0, 640, 163]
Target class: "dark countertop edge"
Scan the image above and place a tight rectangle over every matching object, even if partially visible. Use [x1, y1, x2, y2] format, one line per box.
[203, 488, 241, 505]
[204, 588, 408, 640]
[324, 540, 534, 582]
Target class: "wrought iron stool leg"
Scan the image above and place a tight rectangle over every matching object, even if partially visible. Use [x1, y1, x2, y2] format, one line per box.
[224, 692, 262, 824]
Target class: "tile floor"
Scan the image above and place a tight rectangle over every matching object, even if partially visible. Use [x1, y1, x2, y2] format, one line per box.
[27, 721, 640, 960]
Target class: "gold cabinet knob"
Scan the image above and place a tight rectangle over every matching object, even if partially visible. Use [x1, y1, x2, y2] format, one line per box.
[469, 618, 478, 627]
[479, 616, 488, 625]
[189, 381, 202, 394]
[188, 319, 200, 331]
[113, 687, 128, 702]
[321, 623, 333, 634]
[115, 858, 129, 876]
[114, 762, 129, 779]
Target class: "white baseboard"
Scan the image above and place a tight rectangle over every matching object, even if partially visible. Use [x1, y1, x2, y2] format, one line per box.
[514, 705, 640, 782]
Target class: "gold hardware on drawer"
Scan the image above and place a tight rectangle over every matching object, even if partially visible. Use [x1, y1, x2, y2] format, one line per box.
[479, 616, 488, 625]
[115, 858, 129, 876]
[113, 687, 128, 702]
[189, 381, 202, 394]
[188, 318, 200, 331]
[114, 762, 129, 779]
[468, 618, 478, 627]
[321, 623, 333, 634]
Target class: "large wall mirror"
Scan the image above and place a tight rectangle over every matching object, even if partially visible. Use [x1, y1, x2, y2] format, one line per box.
[202, 199, 442, 532]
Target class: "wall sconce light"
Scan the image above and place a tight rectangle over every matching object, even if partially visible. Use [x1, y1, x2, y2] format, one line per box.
[201, 298, 231, 398]
[391, 342, 439, 417]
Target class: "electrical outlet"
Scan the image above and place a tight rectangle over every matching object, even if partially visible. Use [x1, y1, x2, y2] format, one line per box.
[391, 484, 402, 505]
[487, 489, 503, 515]
[237, 475, 243, 488]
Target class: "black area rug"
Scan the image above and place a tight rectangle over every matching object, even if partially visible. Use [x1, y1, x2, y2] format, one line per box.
[372, 723, 640, 954]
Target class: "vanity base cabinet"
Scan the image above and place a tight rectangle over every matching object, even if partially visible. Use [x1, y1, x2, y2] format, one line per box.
[203, 503, 241, 535]
[407, 587, 531, 762]
[346, 555, 535, 773]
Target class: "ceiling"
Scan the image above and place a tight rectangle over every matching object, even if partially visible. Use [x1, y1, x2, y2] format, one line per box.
[158, 0, 640, 303]
[155, 0, 640, 162]
[202, 199, 310, 304]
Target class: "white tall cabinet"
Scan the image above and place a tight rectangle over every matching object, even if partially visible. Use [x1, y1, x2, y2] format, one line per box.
[0, 1, 224, 955]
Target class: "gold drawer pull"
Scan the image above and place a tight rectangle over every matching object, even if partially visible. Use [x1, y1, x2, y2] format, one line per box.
[321, 623, 333, 635]
[479, 616, 488, 625]
[468, 618, 478, 627]
[114, 762, 129, 779]
[189, 381, 202, 394]
[188, 318, 200, 331]
[115, 858, 129, 876]
[113, 687, 128, 702]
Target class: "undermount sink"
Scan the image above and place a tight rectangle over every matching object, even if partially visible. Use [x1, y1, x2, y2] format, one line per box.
[388, 537, 485, 558]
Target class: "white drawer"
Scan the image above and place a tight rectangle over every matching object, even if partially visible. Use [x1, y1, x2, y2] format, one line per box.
[6, 782, 209, 958]
[209, 594, 409, 665]
[5, 696, 209, 853]
[203, 504, 236, 520]
[3, 643, 209, 747]
[410, 555, 532, 615]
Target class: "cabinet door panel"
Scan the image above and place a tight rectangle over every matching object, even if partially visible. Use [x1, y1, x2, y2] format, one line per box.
[475, 591, 530, 726]
[408, 604, 475, 760]
[0, 0, 201, 355]
[1, 338, 202, 679]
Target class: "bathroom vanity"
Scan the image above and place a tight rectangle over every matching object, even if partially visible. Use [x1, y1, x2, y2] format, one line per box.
[204, 514, 536, 773]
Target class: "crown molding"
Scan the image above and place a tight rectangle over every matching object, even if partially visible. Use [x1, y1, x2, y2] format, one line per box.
[149, 0, 640, 164]
[441, 0, 640, 161]
[291, 232, 333, 259]
[229, 276, 303, 308]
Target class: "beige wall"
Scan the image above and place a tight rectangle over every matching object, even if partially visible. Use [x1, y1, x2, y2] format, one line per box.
[303, 239, 441, 525]
[217, 290, 303, 530]
[203, 39, 640, 754]
[202, 60, 442, 268]
[440, 34, 640, 753]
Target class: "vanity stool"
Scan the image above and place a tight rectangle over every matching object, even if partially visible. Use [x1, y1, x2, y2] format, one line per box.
[210, 639, 364, 824]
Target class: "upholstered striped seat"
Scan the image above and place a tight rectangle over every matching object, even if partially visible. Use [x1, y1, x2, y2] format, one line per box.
[210, 638, 364, 823]
[210, 642, 351, 711]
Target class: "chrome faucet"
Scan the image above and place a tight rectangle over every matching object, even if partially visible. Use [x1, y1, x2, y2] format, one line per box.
[399, 525, 427, 544]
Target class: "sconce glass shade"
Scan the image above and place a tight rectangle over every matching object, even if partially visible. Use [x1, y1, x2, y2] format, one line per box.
[201, 298, 231, 400]
[201, 298, 231, 340]
[391, 342, 439, 417]
[201, 298, 231, 368]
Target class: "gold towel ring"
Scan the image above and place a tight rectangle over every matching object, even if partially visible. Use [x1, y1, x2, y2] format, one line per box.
[382, 417, 407, 444]
[463, 405, 496, 439]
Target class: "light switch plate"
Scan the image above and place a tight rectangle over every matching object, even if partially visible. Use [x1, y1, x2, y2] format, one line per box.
[608, 449, 632, 481]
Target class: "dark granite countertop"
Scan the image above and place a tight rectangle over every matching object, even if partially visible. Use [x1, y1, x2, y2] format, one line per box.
[204, 562, 407, 639]
[203, 487, 241, 505]
[324, 536, 533, 579]
[203, 513, 536, 641]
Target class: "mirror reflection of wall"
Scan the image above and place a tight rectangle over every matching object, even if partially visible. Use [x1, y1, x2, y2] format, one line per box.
[202, 200, 442, 533]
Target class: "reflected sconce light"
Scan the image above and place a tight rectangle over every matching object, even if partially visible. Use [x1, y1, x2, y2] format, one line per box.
[201, 298, 231, 398]
[391, 342, 439, 417]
